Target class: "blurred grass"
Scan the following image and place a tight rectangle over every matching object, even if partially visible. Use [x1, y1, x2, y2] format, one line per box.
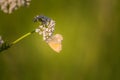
[0, 0, 120, 80]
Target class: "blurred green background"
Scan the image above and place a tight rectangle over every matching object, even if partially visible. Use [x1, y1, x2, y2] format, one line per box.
[0, 0, 120, 80]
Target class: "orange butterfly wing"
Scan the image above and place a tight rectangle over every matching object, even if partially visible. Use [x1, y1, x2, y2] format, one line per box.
[47, 34, 63, 53]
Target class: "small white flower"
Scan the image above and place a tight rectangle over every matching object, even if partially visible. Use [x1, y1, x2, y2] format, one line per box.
[43, 31, 46, 37]
[45, 28, 49, 31]
[48, 33, 52, 36]
[42, 27, 46, 30]
[0, 36, 4, 45]
[43, 37, 46, 41]
[48, 29, 51, 32]
[51, 27, 54, 31]
[39, 25, 43, 29]
[35, 29, 40, 33]
[39, 31, 43, 35]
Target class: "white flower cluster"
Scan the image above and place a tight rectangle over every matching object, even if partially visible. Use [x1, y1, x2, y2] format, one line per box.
[35, 16, 55, 41]
[0, 0, 31, 14]
[0, 36, 4, 46]
[34, 15, 63, 53]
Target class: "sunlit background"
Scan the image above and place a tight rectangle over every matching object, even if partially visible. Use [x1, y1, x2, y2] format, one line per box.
[0, 0, 120, 80]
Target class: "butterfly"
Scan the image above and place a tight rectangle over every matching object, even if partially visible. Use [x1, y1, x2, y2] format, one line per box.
[46, 34, 63, 53]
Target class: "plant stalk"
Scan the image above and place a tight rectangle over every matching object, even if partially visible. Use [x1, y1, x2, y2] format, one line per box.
[11, 30, 35, 46]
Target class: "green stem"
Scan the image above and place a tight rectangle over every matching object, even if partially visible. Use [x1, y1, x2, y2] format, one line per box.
[11, 30, 35, 46]
[0, 30, 35, 53]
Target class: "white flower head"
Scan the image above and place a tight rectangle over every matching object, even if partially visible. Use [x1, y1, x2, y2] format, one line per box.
[0, 36, 4, 46]
[34, 15, 55, 41]
[34, 15, 63, 53]
[0, 0, 31, 14]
